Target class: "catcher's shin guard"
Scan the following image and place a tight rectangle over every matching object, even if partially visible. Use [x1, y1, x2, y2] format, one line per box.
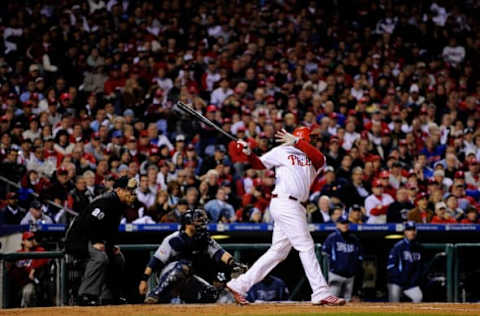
[145, 260, 191, 303]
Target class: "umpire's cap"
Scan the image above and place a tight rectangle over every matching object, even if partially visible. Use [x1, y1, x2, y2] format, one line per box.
[114, 176, 137, 191]
[404, 221, 416, 231]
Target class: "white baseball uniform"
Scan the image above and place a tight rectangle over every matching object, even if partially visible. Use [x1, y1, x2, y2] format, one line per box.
[365, 193, 394, 224]
[227, 144, 332, 303]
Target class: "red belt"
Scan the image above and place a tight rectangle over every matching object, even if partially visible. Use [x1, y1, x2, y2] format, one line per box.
[272, 194, 307, 207]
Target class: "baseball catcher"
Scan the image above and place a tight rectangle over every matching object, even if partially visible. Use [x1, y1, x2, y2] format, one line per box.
[139, 209, 247, 303]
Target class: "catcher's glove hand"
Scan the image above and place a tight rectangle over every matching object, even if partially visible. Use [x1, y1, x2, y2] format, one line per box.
[231, 261, 248, 274]
[228, 258, 248, 278]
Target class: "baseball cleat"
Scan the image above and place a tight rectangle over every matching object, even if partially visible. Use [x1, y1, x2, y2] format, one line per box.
[144, 295, 159, 304]
[226, 286, 249, 305]
[314, 295, 346, 306]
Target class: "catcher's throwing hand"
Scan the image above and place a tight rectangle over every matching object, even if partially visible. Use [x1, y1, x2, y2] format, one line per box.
[236, 140, 251, 155]
[139, 280, 148, 295]
[275, 129, 299, 146]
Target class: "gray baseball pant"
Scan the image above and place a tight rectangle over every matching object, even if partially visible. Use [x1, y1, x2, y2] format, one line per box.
[387, 283, 422, 303]
[328, 272, 354, 302]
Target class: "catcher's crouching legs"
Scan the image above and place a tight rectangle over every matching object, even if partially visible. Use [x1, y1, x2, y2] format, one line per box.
[145, 260, 192, 304]
[181, 275, 219, 303]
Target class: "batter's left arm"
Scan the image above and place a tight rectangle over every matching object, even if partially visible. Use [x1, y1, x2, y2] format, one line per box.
[295, 140, 326, 170]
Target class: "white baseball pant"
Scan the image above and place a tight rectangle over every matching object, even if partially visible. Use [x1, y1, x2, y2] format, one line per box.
[328, 272, 354, 302]
[388, 284, 423, 303]
[227, 197, 330, 303]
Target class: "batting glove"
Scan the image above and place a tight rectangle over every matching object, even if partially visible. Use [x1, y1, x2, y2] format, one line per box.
[237, 140, 251, 155]
[275, 129, 299, 146]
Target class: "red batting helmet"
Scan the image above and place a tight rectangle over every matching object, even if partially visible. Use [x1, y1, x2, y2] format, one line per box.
[293, 126, 311, 143]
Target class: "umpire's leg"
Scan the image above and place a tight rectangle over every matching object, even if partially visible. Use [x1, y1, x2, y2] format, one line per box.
[101, 247, 126, 303]
[78, 243, 109, 298]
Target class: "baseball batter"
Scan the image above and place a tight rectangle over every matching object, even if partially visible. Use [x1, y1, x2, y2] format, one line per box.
[227, 127, 345, 306]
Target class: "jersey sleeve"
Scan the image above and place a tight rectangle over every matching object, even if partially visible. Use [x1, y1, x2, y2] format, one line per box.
[260, 147, 282, 169]
[153, 237, 175, 264]
[206, 238, 225, 262]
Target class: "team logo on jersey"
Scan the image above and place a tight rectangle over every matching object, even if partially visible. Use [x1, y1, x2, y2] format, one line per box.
[287, 154, 312, 167]
[402, 250, 421, 262]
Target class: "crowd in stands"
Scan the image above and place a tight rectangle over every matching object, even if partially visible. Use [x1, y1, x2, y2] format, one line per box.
[1, 0, 480, 226]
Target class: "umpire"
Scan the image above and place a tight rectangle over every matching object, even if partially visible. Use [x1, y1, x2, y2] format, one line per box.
[139, 209, 248, 304]
[386, 221, 424, 303]
[65, 176, 137, 306]
[322, 214, 363, 302]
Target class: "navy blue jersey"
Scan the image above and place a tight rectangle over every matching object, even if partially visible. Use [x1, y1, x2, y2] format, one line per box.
[246, 275, 289, 302]
[322, 229, 363, 278]
[386, 238, 423, 288]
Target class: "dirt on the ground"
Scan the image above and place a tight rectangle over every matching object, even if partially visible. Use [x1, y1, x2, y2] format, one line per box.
[1, 302, 480, 316]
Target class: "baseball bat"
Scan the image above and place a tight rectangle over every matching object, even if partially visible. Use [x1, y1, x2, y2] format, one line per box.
[175, 101, 238, 142]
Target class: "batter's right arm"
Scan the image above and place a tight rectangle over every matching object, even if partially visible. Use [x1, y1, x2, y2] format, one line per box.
[236, 140, 266, 170]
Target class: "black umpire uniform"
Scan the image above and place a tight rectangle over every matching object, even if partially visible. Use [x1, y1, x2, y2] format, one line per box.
[65, 177, 137, 305]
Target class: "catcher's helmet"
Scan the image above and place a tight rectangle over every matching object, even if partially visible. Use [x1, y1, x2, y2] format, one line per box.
[293, 126, 311, 143]
[181, 209, 209, 231]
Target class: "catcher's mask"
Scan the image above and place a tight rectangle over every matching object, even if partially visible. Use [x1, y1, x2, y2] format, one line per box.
[181, 209, 209, 232]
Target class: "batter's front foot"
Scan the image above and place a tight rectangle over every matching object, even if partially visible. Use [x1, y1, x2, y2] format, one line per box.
[226, 286, 249, 305]
[313, 295, 346, 306]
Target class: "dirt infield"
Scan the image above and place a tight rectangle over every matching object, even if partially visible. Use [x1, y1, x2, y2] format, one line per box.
[1, 303, 480, 316]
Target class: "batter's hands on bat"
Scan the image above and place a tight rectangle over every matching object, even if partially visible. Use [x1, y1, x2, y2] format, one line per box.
[237, 140, 251, 155]
[275, 129, 299, 146]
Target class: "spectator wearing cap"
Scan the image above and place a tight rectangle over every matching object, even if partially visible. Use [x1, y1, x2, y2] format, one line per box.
[348, 204, 365, 224]
[20, 200, 53, 225]
[325, 136, 345, 170]
[204, 187, 236, 223]
[160, 198, 189, 223]
[43, 167, 72, 203]
[322, 214, 363, 302]
[431, 167, 451, 190]
[171, 134, 187, 162]
[200, 144, 231, 175]
[378, 170, 396, 199]
[0, 192, 25, 225]
[365, 179, 394, 224]
[387, 187, 415, 223]
[387, 222, 424, 303]
[407, 192, 433, 223]
[431, 201, 457, 224]
[8, 232, 49, 307]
